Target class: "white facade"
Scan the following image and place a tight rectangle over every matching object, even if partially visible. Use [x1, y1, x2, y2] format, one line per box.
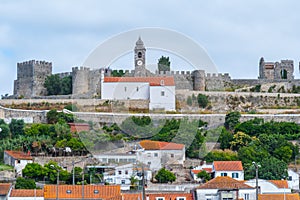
[196, 188, 256, 200]
[149, 86, 175, 111]
[245, 179, 291, 194]
[214, 170, 244, 181]
[191, 162, 213, 181]
[3, 151, 33, 176]
[103, 163, 151, 190]
[288, 169, 299, 190]
[136, 148, 185, 171]
[102, 82, 149, 100]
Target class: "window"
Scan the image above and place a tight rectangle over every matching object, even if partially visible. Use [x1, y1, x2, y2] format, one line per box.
[161, 91, 165, 96]
[176, 197, 186, 200]
[232, 173, 239, 178]
[154, 153, 158, 157]
[156, 197, 165, 200]
[17, 160, 21, 164]
[148, 161, 151, 165]
[66, 190, 72, 194]
[288, 176, 293, 181]
[121, 180, 125, 184]
[124, 86, 127, 92]
[147, 153, 151, 157]
[170, 154, 174, 158]
[118, 171, 122, 175]
[244, 194, 249, 200]
[221, 173, 228, 176]
[125, 170, 128, 175]
[136, 87, 139, 92]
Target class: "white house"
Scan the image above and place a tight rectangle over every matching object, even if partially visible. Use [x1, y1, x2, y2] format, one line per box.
[195, 176, 256, 200]
[103, 163, 152, 190]
[245, 179, 291, 194]
[4, 150, 33, 176]
[101, 76, 176, 111]
[8, 189, 44, 200]
[191, 162, 213, 182]
[288, 169, 299, 190]
[212, 161, 244, 180]
[136, 140, 185, 171]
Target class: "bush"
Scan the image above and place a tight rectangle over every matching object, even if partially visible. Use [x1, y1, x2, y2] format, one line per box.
[197, 94, 208, 108]
[155, 168, 176, 183]
[187, 96, 193, 106]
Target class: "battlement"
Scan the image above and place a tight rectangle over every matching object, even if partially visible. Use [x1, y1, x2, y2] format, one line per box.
[72, 66, 90, 72]
[55, 72, 72, 78]
[17, 60, 52, 67]
[206, 73, 230, 79]
[155, 70, 193, 76]
[281, 59, 293, 64]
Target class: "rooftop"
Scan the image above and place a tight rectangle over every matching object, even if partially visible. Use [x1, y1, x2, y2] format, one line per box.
[140, 140, 184, 150]
[197, 176, 253, 190]
[10, 189, 44, 197]
[104, 76, 175, 86]
[259, 194, 299, 200]
[268, 180, 289, 188]
[213, 161, 243, 171]
[4, 150, 32, 160]
[0, 183, 11, 196]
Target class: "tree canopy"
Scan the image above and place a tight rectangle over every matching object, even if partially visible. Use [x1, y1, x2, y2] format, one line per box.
[155, 168, 176, 183]
[44, 75, 72, 95]
[158, 56, 171, 72]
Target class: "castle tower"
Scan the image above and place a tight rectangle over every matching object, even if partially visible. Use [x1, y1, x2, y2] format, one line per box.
[14, 60, 52, 98]
[134, 36, 146, 77]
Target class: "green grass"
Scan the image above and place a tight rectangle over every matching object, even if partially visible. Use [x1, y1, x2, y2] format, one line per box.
[0, 164, 13, 171]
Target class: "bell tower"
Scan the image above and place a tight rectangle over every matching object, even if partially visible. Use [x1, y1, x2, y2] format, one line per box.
[134, 36, 146, 77]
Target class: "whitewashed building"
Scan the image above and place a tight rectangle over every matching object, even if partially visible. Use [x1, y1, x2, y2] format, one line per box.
[212, 161, 244, 181]
[4, 150, 33, 176]
[191, 162, 213, 181]
[245, 179, 291, 194]
[103, 163, 151, 190]
[136, 140, 185, 171]
[288, 169, 299, 190]
[101, 76, 176, 111]
[195, 176, 256, 200]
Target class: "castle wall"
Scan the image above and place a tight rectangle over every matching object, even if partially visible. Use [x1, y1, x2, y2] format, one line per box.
[72, 67, 90, 95]
[32, 61, 52, 96]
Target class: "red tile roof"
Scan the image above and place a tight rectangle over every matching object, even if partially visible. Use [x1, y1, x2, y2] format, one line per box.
[4, 150, 32, 160]
[44, 185, 121, 199]
[197, 176, 253, 189]
[0, 183, 11, 196]
[104, 76, 175, 86]
[192, 168, 212, 174]
[68, 123, 90, 133]
[268, 180, 289, 188]
[259, 194, 299, 200]
[122, 193, 142, 200]
[10, 189, 44, 197]
[140, 140, 184, 150]
[213, 161, 243, 171]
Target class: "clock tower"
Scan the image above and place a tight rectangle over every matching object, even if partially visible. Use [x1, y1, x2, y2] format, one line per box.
[134, 36, 146, 77]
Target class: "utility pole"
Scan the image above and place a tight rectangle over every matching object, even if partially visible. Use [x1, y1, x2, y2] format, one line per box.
[252, 162, 260, 200]
[142, 165, 146, 200]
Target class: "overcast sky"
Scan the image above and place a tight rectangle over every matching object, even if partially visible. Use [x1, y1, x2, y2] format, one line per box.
[1, 0, 300, 95]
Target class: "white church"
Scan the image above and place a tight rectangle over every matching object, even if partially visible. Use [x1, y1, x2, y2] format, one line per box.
[100, 37, 176, 111]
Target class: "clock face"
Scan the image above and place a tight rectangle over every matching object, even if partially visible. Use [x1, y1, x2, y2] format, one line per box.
[137, 60, 143, 66]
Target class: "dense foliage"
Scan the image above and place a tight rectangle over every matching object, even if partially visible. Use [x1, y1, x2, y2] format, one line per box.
[44, 75, 72, 95]
[155, 168, 176, 183]
[158, 56, 171, 72]
[15, 177, 36, 189]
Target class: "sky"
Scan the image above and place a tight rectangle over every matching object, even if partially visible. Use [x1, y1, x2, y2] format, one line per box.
[1, 0, 300, 95]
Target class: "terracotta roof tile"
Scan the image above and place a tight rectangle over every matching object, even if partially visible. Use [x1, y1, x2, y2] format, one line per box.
[213, 161, 243, 171]
[197, 176, 253, 190]
[0, 183, 11, 196]
[44, 185, 121, 199]
[140, 140, 184, 150]
[4, 150, 32, 160]
[10, 189, 43, 197]
[259, 194, 299, 200]
[122, 193, 142, 200]
[192, 168, 212, 175]
[268, 180, 289, 188]
[104, 76, 175, 86]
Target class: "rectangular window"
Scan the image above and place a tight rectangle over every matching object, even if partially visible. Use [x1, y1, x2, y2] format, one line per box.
[154, 153, 158, 157]
[161, 91, 165, 96]
[244, 194, 249, 200]
[147, 153, 151, 157]
[121, 180, 125, 184]
[147, 161, 151, 165]
[125, 170, 128, 175]
[232, 173, 239, 178]
[176, 197, 186, 200]
[156, 197, 165, 200]
[124, 87, 127, 92]
[171, 154, 174, 158]
[118, 171, 122, 175]
[221, 173, 228, 177]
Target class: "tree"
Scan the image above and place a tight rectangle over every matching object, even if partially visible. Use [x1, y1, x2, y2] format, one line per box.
[9, 119, 25, 137]
[224, 111, 241, 131]
[219, 128, 233, 150]
[60, 75, 72, 95]
[155, 168, 176, 183]
[44, 74, 61, 95]
[197, 94, 208, 108]
[15, 177, 36, 189]
[204, 149, 238, 162]
[230, 132, 254, 151]
[158, 56, 170, 72]
[0, 124, 10, 139]
[23, 163, 45, 181]
[197, 170, 211, 182]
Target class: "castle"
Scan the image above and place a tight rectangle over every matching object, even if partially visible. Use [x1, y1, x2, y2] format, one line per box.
[13, 37, 300, 98]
